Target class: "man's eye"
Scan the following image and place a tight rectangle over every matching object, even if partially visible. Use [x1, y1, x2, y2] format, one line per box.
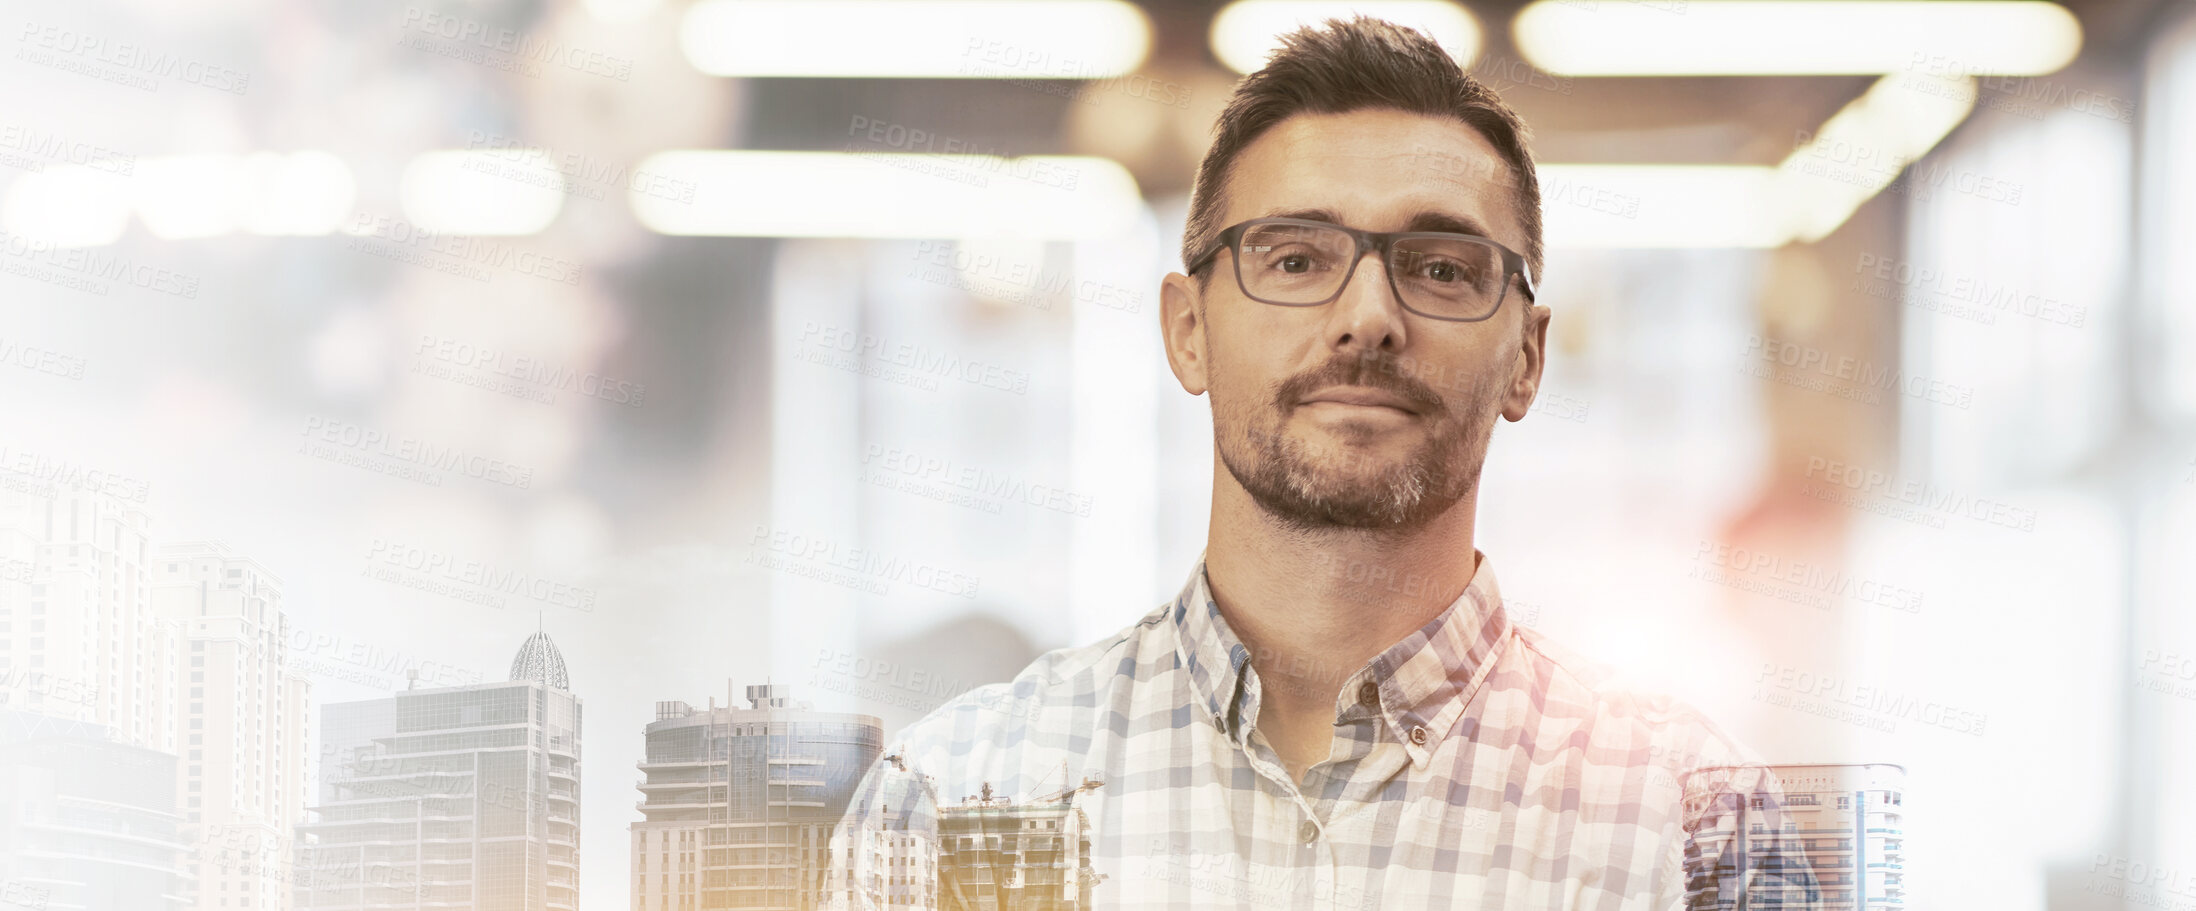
[1416, 259, 1475, 284]
[1259, 248, 1326, 273]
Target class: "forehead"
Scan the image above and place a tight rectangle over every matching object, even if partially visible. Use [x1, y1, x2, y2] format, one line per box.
[1222, 108, 1522, 248]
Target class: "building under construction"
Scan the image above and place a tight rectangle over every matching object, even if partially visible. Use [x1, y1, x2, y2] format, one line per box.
[633, 684, 882, 910]
[933, 780, 1100, 911]
[825, 764, 1103, 911]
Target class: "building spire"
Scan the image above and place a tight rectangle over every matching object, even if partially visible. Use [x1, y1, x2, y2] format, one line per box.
[509, 626, 570, 691]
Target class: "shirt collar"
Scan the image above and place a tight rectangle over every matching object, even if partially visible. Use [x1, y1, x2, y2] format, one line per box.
[1169, 554, 1256, 742]
[1169, 547, 1513, 768]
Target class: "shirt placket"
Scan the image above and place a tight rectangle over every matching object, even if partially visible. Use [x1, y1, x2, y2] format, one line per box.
[1324, 688, 1413, 911]
[1256, 748, 1333, 911]
[1227, 687, 1334, 910]
[1298, 737, 1403, 911]
[1237, 696, 1401, 911]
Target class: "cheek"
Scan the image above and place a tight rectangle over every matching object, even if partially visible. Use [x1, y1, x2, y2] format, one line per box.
[1206, 368, 1266, 426]
[1415, 344, 1503, 400]
[1205, 330, 1287, 409]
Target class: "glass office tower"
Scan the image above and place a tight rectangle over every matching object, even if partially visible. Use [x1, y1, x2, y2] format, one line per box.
[296, 632, 582, 910]
[1682, 762, 1906, 910]
[0, 710, 190, 911]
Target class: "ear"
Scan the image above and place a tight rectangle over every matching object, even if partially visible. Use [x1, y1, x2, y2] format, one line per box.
[1500, 302, 1550, 422]
[1160, 271, 1210, 396]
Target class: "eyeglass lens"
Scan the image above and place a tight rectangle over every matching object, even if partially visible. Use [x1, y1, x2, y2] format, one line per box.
[1235, 221, 1505, 320]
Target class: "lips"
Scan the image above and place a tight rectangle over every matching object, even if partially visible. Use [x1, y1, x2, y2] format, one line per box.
[1299, 386, 1420, 415]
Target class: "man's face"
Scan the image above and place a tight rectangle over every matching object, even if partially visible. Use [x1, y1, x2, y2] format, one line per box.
[1161, 108, 1550, 533]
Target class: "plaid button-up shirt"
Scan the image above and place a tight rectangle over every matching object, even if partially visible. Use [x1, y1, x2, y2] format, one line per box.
[825, 549, 1795, 909]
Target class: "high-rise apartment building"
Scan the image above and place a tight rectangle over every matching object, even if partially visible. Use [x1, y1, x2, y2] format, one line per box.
[153, 542, 313, 911]
[0, 484, 172, 745]
[632, 684, 881, 910]
[827, 797, 936, 911]
[297, 632, 582, 911]
[0, 482, 311, 911]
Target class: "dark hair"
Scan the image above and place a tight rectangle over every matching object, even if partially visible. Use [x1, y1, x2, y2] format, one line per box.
[1182, 15, 1543, 292]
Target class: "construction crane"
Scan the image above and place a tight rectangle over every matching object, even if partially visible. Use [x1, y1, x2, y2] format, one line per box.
[1022, 760, 1104, 805]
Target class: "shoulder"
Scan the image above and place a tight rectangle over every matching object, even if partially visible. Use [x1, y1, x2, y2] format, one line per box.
[1500, 624, 1757, 775]
[886, 601, 1177, 768]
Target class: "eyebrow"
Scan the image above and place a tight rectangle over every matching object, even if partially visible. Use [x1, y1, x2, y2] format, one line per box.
[1257, 207, 1497, 239]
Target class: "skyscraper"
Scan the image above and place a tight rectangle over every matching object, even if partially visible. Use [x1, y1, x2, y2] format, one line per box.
[0, 484, 170, 747]
[296, 631, 582, 911]
[632, 684, 881, 910]
[153, 542, 313, 911]
[0, 482, 311, 911]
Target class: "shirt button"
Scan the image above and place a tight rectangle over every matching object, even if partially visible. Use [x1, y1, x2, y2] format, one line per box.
[1298, 820, 1319, 844]
[1357, 682, 1379, 707]
[1409, 725, 1429, 746]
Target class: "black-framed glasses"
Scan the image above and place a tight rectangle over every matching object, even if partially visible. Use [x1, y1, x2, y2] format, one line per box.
[1185, 217, 1537, 322]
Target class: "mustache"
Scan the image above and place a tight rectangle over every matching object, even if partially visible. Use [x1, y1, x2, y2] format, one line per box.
[1273, 351, 1446, 414]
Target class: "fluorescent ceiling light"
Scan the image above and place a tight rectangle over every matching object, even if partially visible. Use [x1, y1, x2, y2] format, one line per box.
[134, 156, 243, 239]
[3, 151, 354, 246]
[1, 164, 134, 248]
[1777, 74, 1978, 243]
[135, 151, 355, 240]
[1212, 1, 1480, 73]
[681, 0, 1151, 78]
[629, 151, 1142, 240]
[1541, 73, 1977, 248]
[399, 150, 565, 235]
[243, 151, 356, 236]
[1516, 0, 2081, 76]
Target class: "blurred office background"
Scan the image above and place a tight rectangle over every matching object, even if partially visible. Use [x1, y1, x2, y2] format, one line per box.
[0, 0, 2191, 908]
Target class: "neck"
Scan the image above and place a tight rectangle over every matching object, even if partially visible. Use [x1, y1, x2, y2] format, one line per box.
[1203, 453, 1482, 732]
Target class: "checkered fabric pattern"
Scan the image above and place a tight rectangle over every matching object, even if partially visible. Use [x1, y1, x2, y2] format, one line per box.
[825, 549, 1815, 910]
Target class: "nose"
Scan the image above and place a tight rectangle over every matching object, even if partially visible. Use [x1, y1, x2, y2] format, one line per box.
[1325, 247, 1409, 356]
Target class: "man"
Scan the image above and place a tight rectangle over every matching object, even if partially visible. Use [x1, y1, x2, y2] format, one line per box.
[826, 15, 1810, 910]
